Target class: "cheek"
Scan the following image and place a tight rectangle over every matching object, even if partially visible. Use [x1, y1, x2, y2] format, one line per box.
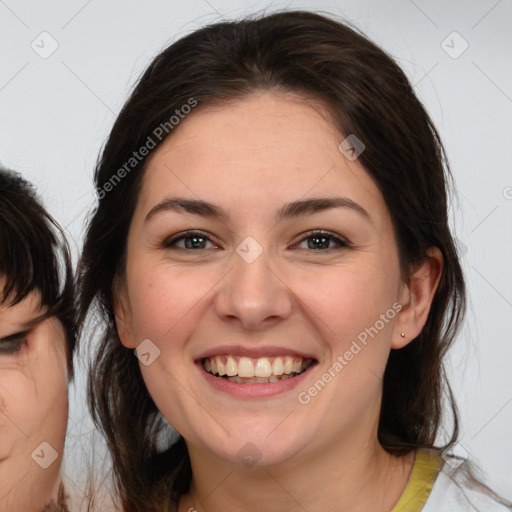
[292, 261, 398, 336]
[33, 360, 68, 416]
[287, 261, 400, 409]
[0, 373, 37, 458]
[1, 372, 67, 425]
[0, 354, 68, 459]
[127, 261, 218, 343]
[139, 364, 183, 432]
[30, 328, 69, 425]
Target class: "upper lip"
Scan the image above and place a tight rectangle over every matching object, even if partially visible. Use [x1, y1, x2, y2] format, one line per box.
[195, 345, 317, 361]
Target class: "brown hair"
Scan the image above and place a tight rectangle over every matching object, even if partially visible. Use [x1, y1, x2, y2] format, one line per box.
[78, 9, 469, 510]
[0, 165, 76, 376]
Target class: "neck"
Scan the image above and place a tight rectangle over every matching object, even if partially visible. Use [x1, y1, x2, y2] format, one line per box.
[179, 435, 415, 512]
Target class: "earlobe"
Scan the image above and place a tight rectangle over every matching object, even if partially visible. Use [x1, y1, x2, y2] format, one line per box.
[392, 247, 443, 349]
[112, 277, 136, 349]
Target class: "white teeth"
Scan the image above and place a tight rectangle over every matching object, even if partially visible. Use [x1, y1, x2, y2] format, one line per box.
[225, 356, 237, 376]
[283, 357, 294, 374]
[254, 357, 272, 377]
[203, 355, 314, 381]
[292, 358, 302, 373]
[238, 357, 254, 377]
[272, 358, 284, 375]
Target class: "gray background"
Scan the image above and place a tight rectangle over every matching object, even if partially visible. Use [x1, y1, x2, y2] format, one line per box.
[1, 0, 511, 507]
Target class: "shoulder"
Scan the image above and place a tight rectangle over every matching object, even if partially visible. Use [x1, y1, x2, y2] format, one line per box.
[423, 455, 512, 512]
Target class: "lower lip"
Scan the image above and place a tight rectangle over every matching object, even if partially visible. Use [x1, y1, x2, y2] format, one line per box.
[196, 360, 317, 398]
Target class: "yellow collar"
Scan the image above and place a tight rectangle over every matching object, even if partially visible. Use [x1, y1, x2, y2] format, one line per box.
[390, 449, 443, 512]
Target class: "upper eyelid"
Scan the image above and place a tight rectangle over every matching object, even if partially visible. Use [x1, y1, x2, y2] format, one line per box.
[0, 330, 31, 343]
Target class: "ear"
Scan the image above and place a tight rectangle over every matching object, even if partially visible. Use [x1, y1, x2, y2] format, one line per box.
[112, 275, 137, 349]
[392, 247, 443, 349]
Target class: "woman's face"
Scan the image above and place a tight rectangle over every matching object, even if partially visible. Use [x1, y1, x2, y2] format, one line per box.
[0, 288, 68, 509]
[115, 91, 434, 468]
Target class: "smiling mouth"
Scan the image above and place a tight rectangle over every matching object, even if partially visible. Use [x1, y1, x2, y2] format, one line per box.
[202, 355, 315, 384]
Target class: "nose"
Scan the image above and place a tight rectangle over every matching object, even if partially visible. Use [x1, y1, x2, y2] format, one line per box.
[214, 244, 293, 331]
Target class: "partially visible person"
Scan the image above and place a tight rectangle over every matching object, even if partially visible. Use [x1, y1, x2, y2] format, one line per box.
[0, 165, 75, 511]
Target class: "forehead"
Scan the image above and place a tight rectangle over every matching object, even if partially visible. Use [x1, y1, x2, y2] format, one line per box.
[148, 92, 340, 175]
[0, 280, 42, 325]
[138, 92, 387, 222]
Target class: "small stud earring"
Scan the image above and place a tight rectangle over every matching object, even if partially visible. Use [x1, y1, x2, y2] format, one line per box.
[400, 333, 405, 338]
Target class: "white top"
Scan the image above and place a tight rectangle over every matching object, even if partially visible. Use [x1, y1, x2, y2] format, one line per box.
[424, 459, 511, 511]
[391, 449, 511, 512]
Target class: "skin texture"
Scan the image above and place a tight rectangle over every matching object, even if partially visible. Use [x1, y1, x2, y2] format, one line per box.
[0, 289, 68, 511]
[115, 91, 443, 512]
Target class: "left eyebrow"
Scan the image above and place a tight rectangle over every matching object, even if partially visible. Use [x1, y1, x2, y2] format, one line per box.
[145, 196, 371, 223]
[277, 197, 370, 221]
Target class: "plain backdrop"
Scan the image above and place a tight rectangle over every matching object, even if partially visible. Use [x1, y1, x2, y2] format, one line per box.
[1, 0, 511, 506]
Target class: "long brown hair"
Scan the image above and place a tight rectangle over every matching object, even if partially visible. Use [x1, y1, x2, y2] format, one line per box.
[78, 10, 469, 510]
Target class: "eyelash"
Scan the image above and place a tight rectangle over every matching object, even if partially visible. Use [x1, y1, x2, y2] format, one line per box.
[163, 230, 351, 252]
[0, 333, 28, 355]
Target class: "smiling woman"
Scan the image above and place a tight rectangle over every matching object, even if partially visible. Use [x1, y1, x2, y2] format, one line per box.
[77, 9, 511, 512]
[0, 166, 75, 511]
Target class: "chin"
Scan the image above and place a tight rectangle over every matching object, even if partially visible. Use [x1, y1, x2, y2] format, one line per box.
[192, 423, 308, 469]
